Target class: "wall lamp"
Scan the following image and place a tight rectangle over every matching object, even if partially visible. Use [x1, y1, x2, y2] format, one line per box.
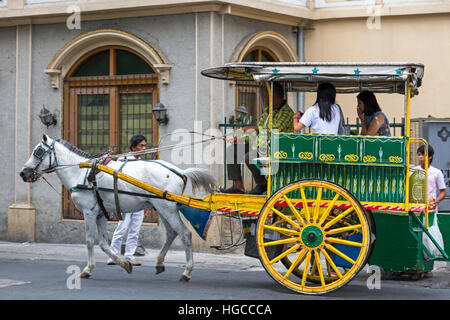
[229, 105, 248, 124]
[39, 105, 57, 128]
[152, 103, 169, 125]
[236, 105, 248, 123]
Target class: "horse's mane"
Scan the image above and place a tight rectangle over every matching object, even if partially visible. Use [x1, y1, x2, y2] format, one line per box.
[56, 139, 94, 159]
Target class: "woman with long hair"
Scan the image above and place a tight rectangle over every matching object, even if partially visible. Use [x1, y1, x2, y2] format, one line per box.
[357, 90, 391, 136]
[293, 82, 341, 134]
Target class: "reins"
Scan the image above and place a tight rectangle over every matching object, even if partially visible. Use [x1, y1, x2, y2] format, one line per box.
[35, 133, 230, 197]
[108, 134, 231, 160]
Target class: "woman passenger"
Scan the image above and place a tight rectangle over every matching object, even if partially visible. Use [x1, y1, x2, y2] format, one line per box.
[293, 82, 341, 134]
[356, 90, 391, 136]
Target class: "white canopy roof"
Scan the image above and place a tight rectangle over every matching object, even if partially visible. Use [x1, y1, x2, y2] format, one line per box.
[201, 62, 424, 96]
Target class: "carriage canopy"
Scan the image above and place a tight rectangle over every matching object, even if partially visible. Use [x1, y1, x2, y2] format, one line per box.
[201, 62, 424, 96]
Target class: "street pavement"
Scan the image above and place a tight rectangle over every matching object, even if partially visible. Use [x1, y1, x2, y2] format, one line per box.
[2, 240, 450, 274]
[1, 240, 450, 300]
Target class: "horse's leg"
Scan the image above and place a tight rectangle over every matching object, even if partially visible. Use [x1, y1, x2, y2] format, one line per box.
[155, 202, 193, 282]
[80, 212, 96, 278]
[96, 215, 133, 274]
[155, 214, 177, 275]
[177, 220, 194, 282]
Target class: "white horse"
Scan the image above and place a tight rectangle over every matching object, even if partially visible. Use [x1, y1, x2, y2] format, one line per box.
[20, 134, 216, 281]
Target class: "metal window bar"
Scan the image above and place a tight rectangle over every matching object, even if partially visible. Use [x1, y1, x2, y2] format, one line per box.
[62, 73, 159, 223]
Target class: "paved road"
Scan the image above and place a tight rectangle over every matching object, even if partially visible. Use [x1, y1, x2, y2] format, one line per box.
[1, 257, 450, 300]
[1, 241, 450, 301]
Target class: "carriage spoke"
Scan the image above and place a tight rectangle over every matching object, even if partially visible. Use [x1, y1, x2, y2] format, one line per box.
[263, 224, 300, 237]
[282, 195, 306, 227]
[323, 207, 355, 230]
[326, 224, 362, 235]
[319, 247, 343, 278]
[324, 243, 355, 265]
[314, 250, 325, 286]
[326, 259, 332, 277]
[326, 237, 363, 247]
[283, 247, 307, 280]
[263, 237, 300, 247]
[318, 193, 340, 227]
[301, 250, 312, 286]
[299, 187, 311, 223]
[270, 207, 302, 230]
[310, 257, 318, 275]
[269, 243, 302, 265]
[313, 187, 322, 224]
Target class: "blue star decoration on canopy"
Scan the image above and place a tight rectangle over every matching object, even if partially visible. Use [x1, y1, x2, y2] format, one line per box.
[354, 68, 361, 75]
[395, 68, 402, 74]
[272, 68, 280, 74]
[312, 67, 319, 74]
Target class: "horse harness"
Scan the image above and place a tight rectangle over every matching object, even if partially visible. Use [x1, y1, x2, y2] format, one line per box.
[31, 140, 59, 180]
[72, 158, 188, 221]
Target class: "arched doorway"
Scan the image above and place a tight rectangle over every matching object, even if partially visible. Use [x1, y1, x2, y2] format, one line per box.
[61, 45, 159, 223]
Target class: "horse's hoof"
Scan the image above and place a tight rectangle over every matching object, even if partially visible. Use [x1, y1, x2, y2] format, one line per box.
[179, 275, 190, 282]
[79, 271, 91, 279]
[155, 266, 165, 274]
[121, 260, 133, 274]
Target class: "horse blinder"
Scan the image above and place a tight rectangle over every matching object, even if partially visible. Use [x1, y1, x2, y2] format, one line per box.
[33, 146, 47, 160]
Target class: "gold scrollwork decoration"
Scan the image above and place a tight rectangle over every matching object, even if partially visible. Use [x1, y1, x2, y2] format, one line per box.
[344, 154, 359, 162]
[319, 154, 335, 162]
[389, 156, 403, 163]
[298, 152, 313, 160]
[274, 151, 288, 159]
[363, 155, 376, 163]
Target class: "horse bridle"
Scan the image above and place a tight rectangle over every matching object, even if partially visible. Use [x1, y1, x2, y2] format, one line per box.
[30, 139, 59, 180]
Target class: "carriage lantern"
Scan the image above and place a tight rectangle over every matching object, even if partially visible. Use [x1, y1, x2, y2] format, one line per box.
[153, 103, 169, 125]
[39, 105, 57, 128]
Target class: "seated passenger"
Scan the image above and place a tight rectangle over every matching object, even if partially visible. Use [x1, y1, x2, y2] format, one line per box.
[293, 82, 341, 134]
[356, 90, 391, 136]
[220, 82, 294, 195]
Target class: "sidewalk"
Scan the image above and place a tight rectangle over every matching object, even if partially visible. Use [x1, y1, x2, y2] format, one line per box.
[0, 241, 263, 272]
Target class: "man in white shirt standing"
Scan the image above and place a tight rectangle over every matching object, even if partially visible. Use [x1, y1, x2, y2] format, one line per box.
[415, 145, 446, 278]
[416, 145, 446, 211]
[107, 135, 148, 266]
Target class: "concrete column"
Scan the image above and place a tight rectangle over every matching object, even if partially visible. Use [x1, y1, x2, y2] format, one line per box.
[8, 203, 35, 242]
[8, 24, 36, 242]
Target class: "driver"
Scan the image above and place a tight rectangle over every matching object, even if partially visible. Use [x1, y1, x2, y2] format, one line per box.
[220, 82, 294, 195]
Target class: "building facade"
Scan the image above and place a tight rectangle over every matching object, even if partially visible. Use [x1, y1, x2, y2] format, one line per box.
[1, 0, 449, 252]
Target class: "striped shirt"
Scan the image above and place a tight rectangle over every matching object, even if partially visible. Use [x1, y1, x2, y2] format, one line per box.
[257, 103, 294, 149]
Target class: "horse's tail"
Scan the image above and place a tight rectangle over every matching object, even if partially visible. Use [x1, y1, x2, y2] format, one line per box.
[182, 168, 216, 194]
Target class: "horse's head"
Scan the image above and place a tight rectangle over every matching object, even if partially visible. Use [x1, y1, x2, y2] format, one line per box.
[20, 134, 58, 183]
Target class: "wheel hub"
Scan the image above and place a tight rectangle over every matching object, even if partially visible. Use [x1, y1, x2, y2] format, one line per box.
[301, 225, 324, 248]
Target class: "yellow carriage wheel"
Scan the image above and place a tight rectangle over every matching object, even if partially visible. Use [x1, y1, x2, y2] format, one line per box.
[256, 179, 374, 295]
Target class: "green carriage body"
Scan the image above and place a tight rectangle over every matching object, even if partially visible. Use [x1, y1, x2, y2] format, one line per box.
[270, 132, 443, 275]
[202, 62, 448, 292]
[271, 133, 407, 204]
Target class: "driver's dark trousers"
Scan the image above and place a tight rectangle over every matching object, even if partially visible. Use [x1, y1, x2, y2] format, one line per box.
[226, 142, 266, 186]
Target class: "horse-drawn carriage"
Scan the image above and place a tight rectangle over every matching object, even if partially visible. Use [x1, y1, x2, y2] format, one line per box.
[21, 62, 449, 295]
